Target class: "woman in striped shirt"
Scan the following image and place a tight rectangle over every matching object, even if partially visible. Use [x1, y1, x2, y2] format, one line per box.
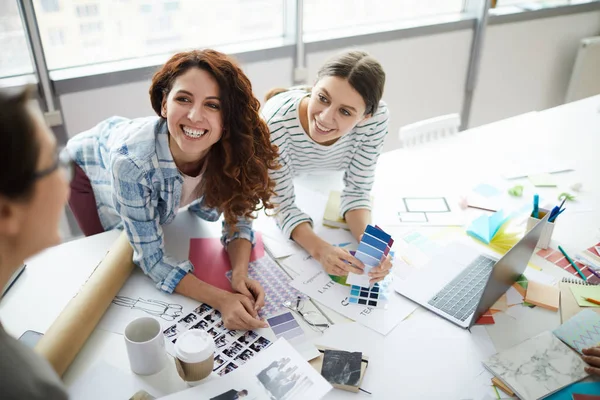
[263, 50, 392, 283]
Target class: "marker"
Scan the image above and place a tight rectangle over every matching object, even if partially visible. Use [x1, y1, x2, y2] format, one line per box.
[558, 245, 587, 281]
[533, 194, 539, 219]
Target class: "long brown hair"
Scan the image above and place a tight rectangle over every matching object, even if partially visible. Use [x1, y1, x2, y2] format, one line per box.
[150, 50, 279, 225]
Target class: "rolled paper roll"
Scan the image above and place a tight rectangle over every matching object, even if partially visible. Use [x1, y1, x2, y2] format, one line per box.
[35, 231, 135, 376]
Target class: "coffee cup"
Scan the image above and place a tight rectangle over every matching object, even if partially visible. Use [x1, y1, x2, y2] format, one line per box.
[124, 317, 167, 375]
[174, 329, 215, 385]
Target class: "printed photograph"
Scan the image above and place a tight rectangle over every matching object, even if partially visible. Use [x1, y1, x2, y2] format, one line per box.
[210, 389, 249, 400]
[194, 303, 212, 315]
[214, 320, 226, 332]
[178, 312, 198, 328]
[214, 334, 228, 349]
[249, 336, 271, 353]
[218, 362, 239, 376]
[227, 330, 238, 337]
[190, 320, 209, 331]
[257, 357, 314, 399]
[237, 330, 258, 345]
[207, 327, 219, 338]
[213, 355, 226, 371]
[223, 342, 244, 358]
[204, 310, 219, 324]
[163, 324, 178, 341]
[234, 349, 255, 365]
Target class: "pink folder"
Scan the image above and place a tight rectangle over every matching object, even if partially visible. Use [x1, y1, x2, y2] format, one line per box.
[189, 232, 265, 291]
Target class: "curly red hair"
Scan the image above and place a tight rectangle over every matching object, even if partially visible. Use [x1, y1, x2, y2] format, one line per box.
[150, 49, 279, 226]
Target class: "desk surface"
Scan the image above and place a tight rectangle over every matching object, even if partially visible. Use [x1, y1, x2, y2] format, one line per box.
[1, 95, 599, 399]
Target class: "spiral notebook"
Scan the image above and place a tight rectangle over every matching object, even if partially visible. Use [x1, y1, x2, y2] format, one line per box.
[559, 277, 600, 323]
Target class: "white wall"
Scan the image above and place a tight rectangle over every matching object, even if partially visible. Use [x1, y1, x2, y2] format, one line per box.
[59, 9, 600, 151]
[470, 11, 600, 127]
[307, 30, 472, 152]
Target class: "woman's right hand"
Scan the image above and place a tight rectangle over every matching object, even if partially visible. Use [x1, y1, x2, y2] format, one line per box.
[217, 292, 268, 331]
[316, 242, 364, 276]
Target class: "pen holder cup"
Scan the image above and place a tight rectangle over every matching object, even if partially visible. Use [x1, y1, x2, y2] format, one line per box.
[526, 208, 555, 250]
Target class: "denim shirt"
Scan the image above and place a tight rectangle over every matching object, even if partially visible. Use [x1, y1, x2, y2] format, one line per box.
[66, 116, 255, 293]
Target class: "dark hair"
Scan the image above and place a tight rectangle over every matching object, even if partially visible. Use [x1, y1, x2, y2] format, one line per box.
[149, 50, 279, 226]
[265, 50, 385, 115]
[0, 87, 39, 200]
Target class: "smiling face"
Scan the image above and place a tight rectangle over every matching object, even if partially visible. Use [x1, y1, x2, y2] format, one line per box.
[304, 76, 370, 145]
[161, 67, 223, 167]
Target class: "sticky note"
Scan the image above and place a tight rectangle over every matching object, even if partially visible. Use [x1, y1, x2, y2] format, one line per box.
[528, 173, 557, 187]
[524, 281, 559, 311]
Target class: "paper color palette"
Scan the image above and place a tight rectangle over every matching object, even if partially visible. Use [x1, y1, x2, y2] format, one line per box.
[347, 225, 393, 288]
[267, 312, 304, 341]
[348, 283, 389, 307]
[536, 247, 600, 284]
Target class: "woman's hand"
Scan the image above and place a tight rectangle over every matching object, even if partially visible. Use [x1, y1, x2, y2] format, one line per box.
[368, 254, 393, 284]
[216, 292, 268, 331]
[231, 274, 266, 312]
[316, 242, 364, 276]
[582, 346, 600, 375]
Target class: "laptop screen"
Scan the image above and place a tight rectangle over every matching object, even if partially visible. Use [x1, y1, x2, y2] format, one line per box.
[470, 213, 549, 328]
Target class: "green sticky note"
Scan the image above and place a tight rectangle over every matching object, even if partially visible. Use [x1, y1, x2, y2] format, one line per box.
[569, 285, 600, 307]
[528, 173, 557, 187]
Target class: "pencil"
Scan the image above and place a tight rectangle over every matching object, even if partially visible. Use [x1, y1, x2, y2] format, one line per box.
[558, 245, 587, 281]
[583, 297, 600, 306]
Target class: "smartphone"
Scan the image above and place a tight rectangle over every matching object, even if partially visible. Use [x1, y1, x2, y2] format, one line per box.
[18, 330, 43, 349]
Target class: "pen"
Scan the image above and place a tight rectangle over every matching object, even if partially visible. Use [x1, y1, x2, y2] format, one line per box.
[582, 297, 600, 306]
[549, 208, 565, 223]
[533, 194, 539, 219]
[558, 245, 587, 281]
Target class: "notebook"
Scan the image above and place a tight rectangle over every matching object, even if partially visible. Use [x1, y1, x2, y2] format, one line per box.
[323, 191, 347, 229]
[483, 331, 588, 400]
[560, 279, 600, 323]
[553, 309, 600, 354]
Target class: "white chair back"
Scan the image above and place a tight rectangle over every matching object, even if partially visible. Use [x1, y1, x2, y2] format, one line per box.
[398, 113, 461, 148]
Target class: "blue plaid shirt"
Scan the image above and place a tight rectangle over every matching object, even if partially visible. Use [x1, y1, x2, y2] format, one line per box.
[66, 116, 255, 293]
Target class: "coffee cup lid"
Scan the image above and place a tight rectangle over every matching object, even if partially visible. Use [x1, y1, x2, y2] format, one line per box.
[174, 329, 215, 363]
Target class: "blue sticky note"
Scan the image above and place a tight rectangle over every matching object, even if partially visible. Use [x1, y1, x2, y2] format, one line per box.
[473, 183, 501, 198]
[545, 382, 600, 399]
[466, 210, 509, 244]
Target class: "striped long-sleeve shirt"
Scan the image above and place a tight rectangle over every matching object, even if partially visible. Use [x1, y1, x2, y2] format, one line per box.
[262, 89, 389, 238]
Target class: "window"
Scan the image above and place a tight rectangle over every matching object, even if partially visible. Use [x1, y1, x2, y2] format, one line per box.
[48, 27, 65, 46]
[0, 1, 34, 78]
[40, 0, 60, 13]
[76, 4, 99, 18]
[494, 0, 572, 7]
[34, 0, 285, 71]
[304, 0, 465, 37]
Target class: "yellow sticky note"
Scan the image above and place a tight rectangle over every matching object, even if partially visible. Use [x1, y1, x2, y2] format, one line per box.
[528, 173, 557, 187]
[570, 285, 600, 307]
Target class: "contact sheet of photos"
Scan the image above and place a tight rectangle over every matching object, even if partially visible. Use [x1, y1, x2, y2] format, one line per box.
[162, 303, 272, 376]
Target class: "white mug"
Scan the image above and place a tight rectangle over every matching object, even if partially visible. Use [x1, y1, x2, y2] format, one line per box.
[124, 317, 166, 375]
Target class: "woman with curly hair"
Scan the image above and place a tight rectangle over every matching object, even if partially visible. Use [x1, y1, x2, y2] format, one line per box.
[66, 49, 279, 330]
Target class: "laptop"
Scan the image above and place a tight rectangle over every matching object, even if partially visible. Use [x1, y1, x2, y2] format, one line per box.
[395, 213, 549, 329]
[1, 264, 26, 298]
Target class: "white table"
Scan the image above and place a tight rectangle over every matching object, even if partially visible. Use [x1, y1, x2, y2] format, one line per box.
[1, 95, 599, 399]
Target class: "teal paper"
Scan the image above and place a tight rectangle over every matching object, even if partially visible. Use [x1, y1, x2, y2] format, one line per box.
[545, 382, 600, 399]
[466, 210, 508, 244]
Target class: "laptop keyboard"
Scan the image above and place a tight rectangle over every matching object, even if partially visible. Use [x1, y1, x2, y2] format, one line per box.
[428, 255, 496, 322]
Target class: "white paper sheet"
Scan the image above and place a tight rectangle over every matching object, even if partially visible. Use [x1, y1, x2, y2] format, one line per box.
[286, 254, 417, 335]
[97, 269, 200, 335]
[160, 339, 332, 400]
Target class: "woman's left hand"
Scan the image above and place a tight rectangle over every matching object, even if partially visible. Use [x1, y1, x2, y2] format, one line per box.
[231, 274, 266, 312]
[369, 254, 393, 284]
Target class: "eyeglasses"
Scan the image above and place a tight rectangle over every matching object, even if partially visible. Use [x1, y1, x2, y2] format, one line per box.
[33, 148, 74, 183]
[283, 296, 330, 333]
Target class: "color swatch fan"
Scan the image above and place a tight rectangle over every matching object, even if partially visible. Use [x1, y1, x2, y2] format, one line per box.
[346, 225, 394, 308]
